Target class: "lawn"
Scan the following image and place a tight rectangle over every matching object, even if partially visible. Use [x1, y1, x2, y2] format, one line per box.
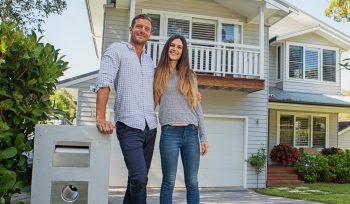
[255, 183, 350, 204]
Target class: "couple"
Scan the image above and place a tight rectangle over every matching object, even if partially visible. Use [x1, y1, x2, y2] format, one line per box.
[93, 14, 209, 204]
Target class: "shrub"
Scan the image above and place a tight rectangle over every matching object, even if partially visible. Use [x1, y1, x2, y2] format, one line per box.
[0, 21, 68, 202]
[294, 153, 331, 183]
[328, 150, 350, 183]
[321, 147, 343, 156]
[270, 144, 300, 166]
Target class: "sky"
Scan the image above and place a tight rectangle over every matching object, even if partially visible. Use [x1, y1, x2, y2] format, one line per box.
[42, 0, 350, 91]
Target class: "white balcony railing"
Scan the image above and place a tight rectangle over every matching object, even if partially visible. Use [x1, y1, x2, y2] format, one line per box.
[145, 39, 261, 79]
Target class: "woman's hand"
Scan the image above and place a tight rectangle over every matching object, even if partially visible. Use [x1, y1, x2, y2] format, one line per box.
[200, 141, 208, 156]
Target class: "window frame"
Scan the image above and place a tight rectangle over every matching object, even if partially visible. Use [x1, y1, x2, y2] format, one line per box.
[286, 41, 339, 84]
[276, 45, 283, 81]
[276, 111, 329, 148]
[142, 9, 243, 43]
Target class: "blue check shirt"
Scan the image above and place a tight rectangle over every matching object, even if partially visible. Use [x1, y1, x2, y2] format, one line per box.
[92, 42, 157, 130]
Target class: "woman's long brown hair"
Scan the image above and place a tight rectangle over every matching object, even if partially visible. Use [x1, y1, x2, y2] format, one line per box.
[154, 35, 197, 108]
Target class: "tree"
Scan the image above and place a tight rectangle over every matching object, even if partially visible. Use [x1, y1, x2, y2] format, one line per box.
[50, 89, 76, 122]
[325, 0, 350, 22]
[0, 0, 67, 33]
[247, 147, 267, 188]
[0, 21, 68, 203]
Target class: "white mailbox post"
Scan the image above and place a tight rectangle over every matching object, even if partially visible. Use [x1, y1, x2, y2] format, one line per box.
[31, 125, 111, 204]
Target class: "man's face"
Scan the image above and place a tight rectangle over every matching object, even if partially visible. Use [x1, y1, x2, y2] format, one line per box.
[129, 18, 152, 45]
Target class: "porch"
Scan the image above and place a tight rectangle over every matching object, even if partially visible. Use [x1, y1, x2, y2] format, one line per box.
[146, 39, 265, 92]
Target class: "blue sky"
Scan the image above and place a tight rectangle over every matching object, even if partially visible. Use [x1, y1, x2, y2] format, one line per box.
[42, 0, 350, 90]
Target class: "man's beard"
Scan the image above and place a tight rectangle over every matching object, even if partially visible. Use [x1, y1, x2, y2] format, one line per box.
[131, 34, 147, 45]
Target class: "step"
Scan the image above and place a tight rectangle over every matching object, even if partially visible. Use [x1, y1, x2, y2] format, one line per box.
[267, 180, 304, 187]
[268, 166, 297, 174]
[267, 174, 299, 180]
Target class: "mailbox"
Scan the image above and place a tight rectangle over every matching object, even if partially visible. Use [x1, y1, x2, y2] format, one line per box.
[31, 125, 111, 204]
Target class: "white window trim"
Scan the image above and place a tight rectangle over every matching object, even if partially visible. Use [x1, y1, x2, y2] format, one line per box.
[142, 9, 243, 43]
[276, 111, 329, 148]
[285, 41, 339, 85]
[276, 45, 283, 81]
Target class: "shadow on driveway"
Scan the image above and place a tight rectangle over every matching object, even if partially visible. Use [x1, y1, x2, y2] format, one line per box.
[108, 187, 320, 204]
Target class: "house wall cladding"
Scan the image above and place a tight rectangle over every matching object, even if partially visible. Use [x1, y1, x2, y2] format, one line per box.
[339, 129, 350, 150]
[268, 109, 338, 155]
[77, 0, 270, 188]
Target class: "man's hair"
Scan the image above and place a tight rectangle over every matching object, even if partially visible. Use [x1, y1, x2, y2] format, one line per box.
[130, 14, 152, 28]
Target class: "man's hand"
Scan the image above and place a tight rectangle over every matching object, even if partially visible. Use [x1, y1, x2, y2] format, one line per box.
[197, 92, 202, 102]
[96, 120, 115, 134]
[200, 141, 208, 156]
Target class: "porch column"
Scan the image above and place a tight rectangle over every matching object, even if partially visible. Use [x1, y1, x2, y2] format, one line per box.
[259, 2, 265, 79]
[129, 0, 136, 26]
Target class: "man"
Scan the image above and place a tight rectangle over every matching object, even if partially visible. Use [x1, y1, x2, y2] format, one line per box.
[92, 14, 157, 204]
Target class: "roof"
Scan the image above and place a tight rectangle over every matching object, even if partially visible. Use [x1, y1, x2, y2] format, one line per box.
[56, 70, 99, 89]
[269, 87, 350, 108]
[271, 25, 350, 50]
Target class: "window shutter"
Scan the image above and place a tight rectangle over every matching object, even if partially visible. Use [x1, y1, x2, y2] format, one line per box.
[192, 19, 216, 41]
[280, 115, 294, 146]
[295, 116, 310, 147]
[305, 48, 319, 80]
[289, 45, 303, 79]
[167, 18, 190, 38]
[313, 117, 326, 148]
[323, 49, 336, 82]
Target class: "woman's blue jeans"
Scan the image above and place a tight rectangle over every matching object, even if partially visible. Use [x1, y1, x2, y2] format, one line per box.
[159, 125, 200, 204]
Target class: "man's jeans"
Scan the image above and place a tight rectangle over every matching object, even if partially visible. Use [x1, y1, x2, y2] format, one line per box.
[116, 121, 157, 204]
[159, 125, 200, 204]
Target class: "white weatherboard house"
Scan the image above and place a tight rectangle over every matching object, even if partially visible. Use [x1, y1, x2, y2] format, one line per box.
[58, 0, 350, 188]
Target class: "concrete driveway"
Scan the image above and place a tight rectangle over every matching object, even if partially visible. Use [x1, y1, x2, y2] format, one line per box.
[108, 188, 321, 204]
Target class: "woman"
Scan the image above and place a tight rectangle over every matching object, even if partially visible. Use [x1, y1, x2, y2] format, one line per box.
[154, 34, 209, 204]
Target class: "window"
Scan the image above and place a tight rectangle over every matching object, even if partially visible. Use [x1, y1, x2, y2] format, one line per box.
[167, 18, 190, 38]
[323, 49, 336, 82]
[147, 14, 160, 36]
[277, 46, 282, 80]
[289, 45, 303, 79]
[288, 43, 337, 82]
[192, 19, 216, 41]
[278, 113, 327, 148]
[305, 48, 319, 80]
[143, 10, 242, 43]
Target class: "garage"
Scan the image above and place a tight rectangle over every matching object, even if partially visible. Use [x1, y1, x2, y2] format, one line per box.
[108, 115, 247, 188]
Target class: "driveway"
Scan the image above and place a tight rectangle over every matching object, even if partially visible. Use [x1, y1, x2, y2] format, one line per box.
[108, 187, 321, 204]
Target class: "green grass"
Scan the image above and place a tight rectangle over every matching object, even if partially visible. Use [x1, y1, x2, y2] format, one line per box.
[255, 183, 350, 204]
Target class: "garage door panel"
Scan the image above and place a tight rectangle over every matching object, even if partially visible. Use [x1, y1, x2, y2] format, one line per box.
[199, 170, 243, 186]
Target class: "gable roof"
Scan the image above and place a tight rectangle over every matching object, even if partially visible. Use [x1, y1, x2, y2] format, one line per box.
[269, 6, 350, 51]
[272, 25, 350, 50]
[57, 70, 98, 89]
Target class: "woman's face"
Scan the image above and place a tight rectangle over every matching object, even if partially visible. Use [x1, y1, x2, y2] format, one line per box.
[168, 38, 183, 62]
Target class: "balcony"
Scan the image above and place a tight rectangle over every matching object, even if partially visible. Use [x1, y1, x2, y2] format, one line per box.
[145, 39, 265, 92]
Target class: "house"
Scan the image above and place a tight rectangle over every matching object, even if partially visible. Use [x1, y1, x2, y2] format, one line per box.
[339, 121, 350, 150]
[57, 0, 350, 188]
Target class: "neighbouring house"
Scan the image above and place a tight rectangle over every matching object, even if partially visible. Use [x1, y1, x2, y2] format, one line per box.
[57, 0, 350, 188]
[339, 121, 350, 150]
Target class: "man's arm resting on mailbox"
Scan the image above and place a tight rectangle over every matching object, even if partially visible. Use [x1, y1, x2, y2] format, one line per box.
[96, 87, 115, 134]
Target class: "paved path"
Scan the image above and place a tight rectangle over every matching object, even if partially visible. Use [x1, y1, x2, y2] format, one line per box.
[108, 188, 321, 204]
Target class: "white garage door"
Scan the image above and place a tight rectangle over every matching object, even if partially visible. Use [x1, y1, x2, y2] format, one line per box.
[108, 116, 245, 187]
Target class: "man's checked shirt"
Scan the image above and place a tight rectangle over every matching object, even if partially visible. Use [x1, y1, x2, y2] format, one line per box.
[92, 42, 157, 130]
